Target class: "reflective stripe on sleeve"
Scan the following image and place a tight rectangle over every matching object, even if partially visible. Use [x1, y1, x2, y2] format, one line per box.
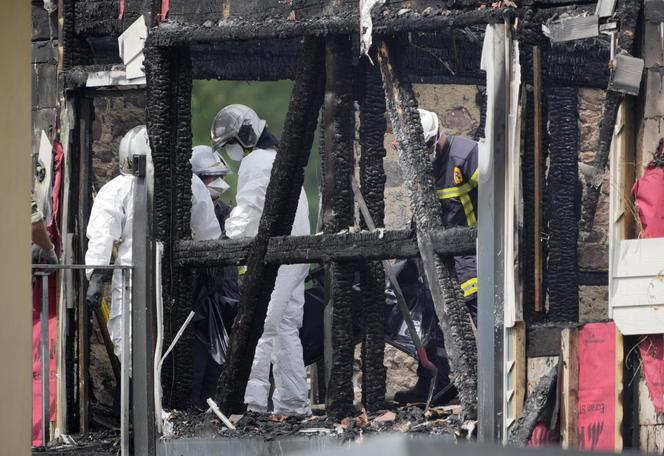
[460, 277, 478, 297]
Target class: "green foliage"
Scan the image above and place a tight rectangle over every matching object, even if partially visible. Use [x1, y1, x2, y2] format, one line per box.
[191, 80, 321, 231]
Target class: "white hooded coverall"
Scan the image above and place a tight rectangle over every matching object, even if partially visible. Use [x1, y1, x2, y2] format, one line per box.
[85, 173, 220, 361]
[225, 147, 311, 416]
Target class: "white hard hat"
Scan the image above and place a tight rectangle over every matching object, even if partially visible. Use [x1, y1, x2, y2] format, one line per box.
[418, 109, 439, 144]
[210, 104, 266, 150]
[190, 145, 231, 177]
[119, 125, 151, 175]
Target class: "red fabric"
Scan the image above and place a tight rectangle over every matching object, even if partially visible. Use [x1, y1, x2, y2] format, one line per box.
[161, 0, 170, 22]
[32, 275, 57, 447]
[47, 140, 64, 252]
[528, 422, 559, 447]
[632, 167, 664, 238]
[118, 0, 124, 19]
[639, 335, 664, 414]
[577, 322, 617, 451]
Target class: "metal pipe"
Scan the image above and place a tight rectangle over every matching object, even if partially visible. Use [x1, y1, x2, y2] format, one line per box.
[121, 269, 130, 456]
[40, 274, 50, 446]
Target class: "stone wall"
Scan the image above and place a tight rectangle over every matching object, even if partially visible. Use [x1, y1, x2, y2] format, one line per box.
[577, 88, 609, 322]
[91, 90, 146, 190]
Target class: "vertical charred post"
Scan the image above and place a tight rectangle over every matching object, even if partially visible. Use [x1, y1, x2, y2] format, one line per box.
[358, 61, 387, 412]
[546, 87, 579, 322]
[63, 0, 77, 68]
[322, 35, 357, 421]
[145, 44, 177, 405]
[378, 39, 477, 419]
[171, 47, 195, 407]
[579, 0, 642, 233]
[218, 37, 326, 415]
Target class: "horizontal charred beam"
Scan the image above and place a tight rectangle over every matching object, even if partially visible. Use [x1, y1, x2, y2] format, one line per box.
[147, 8, 512, 46]
[173, 227, 477, 266]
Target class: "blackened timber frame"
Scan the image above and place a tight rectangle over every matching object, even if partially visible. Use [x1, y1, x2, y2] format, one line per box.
[173, 228, 477, 266]
[143, 4, 523, 431]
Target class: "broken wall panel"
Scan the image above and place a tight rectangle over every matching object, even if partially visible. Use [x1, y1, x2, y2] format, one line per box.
[545, 86, 579, 323]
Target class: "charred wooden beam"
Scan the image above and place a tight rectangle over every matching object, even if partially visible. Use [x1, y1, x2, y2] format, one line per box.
[145, 44, 178, 406]
[322, 35, 357, 421]
[579, 0, 642, 234]
[218, 37, 326, 415]
[378, 39, 478, 419]
[148, 8, 512, 47]
[173, 227, 478, 266]
[545, 86, 579, 323]
[171, 47, 195, 408]
[507, 364, 559, 446]
[359, 61, 388, 412]
[145, 45, 195, 408]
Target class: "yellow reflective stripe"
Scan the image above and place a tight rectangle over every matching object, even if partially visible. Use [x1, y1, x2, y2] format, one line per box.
[436, 169, 479, 200]
[460, 277, 478, 297]
[239, 266, 247, 276]
[459, 193, 477, 227]
[100, 297, 110, 323]
[468, 168, 479, 187]
[437, 182, 473, 199]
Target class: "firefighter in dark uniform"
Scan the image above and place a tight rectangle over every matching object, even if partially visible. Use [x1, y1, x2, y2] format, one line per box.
[394, 108, 478, 406]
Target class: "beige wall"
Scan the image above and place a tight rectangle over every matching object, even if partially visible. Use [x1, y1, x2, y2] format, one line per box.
[0, 2, 32, 455]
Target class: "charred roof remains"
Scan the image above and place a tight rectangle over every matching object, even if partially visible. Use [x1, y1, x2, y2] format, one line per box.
[39, 0, 654, 452]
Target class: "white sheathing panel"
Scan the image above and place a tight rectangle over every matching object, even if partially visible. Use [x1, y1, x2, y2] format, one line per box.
[611, 238, 664, 335]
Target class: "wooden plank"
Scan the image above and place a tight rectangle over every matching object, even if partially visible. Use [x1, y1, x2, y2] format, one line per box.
[504, 322, 526, 435]
[532, 45, 544, 313]
[560, 327, 579, 449]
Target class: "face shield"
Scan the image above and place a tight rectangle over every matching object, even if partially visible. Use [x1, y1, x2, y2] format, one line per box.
[206, 177, 230, 199]
[224, 141, 246, 161]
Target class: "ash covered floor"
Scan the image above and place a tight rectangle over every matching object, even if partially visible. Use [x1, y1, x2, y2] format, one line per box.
[31, 430, 119, 456]
[165, 403, 470, 442]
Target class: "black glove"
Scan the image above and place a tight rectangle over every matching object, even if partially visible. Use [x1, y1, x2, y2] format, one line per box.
[86, 271, 106, 311]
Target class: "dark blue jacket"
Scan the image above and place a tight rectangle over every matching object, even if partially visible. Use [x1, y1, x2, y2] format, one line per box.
[432, 135, 478, 300]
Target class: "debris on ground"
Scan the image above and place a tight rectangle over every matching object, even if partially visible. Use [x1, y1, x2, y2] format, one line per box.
[166, 402, 465, 442]
[31, 430, 119, 456]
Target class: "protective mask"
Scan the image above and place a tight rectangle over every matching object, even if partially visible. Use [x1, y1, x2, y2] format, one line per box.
[226, 143, 245, 161]
[207, 177, 230, 198]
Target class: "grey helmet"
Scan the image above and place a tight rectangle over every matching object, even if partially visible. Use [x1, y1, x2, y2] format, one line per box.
[210, 104, 266, 150]
[190, 145, 231, 177]
[119, 125, 151, 175]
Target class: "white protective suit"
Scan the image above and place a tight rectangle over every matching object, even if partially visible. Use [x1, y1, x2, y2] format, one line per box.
[85, 174, 135, 361]
[191, 174, 222, 241]
[225, 147, 311, 415]
[85, 173, 220, 361]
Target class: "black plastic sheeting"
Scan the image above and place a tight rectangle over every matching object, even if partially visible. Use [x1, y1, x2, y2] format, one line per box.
[545, 86, 579, 323]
